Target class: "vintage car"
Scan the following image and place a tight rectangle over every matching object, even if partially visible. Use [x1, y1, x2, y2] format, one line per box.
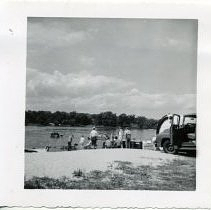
[152, 113, 196, 154]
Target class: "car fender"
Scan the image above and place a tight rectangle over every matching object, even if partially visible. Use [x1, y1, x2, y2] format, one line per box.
[156, 132, 170, 147]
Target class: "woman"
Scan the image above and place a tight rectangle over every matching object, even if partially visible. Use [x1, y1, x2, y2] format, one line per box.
[78, 135, 85, 149]
[118, 127, 124, 147]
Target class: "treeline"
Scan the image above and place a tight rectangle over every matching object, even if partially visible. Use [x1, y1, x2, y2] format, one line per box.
[25, 110, 158, 129]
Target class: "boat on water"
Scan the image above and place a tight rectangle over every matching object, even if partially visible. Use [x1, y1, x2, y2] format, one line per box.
[50, 132, 63, 138]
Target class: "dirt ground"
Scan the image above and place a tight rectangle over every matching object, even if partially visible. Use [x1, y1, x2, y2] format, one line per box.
[25, 149, 196, 190]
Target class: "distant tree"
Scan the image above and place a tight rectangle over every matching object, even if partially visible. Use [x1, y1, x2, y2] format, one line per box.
[118, 113, 130, 127]
[101, 111, 117, 127]
[128, 114, 135, 124]
[25, 110, 157, 129]
[143, 118, 158, 129]
[95, 113, 103, 125]
[91, 114, 98, 125]
[75, 113, 92, 125]
[135, 116, 147, 129]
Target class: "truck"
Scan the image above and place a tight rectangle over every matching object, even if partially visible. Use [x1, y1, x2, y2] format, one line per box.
[152, 113, 196, 154]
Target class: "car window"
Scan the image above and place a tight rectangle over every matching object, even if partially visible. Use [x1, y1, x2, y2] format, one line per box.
[159, 119, 171, 133]
[173, 115, 180, 125]
[184, 117, 196, 125]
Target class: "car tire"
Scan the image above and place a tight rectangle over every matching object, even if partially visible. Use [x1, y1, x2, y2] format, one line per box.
[163, 140, 177, 154]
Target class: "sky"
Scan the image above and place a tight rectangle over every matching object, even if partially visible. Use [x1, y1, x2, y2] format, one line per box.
[26, 18, 197, 119]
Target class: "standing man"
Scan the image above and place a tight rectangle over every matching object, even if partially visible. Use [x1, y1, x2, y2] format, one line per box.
[90, 127, 98, 149]
[124, 127, 131, 148]
[118, 127, 124, 148]
[68, 134, 74, 151]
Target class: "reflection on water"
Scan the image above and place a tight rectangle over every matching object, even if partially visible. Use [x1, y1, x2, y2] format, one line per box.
[25, 126, 156, 150]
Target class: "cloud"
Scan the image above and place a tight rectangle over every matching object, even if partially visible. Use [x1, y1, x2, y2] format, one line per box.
[27, 20, 95, 52]
[26, 68, 196, 118]
[26, 18, 197, 118]
[69, 92, 196, 118]
[26, 68, 133, 98]
[27, 18, 197, 95]
[28, 27, 86, 49]
[80, 56, 95, 67]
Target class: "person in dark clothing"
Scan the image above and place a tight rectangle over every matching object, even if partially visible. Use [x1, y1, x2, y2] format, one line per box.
[90, 127, 98, 149]
[68, 135, 73, 151]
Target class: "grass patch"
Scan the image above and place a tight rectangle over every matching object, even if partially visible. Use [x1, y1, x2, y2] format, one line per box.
[72, 169, 84, 178]
[25, 158, 195, 190]
[151, 158, 196, 191]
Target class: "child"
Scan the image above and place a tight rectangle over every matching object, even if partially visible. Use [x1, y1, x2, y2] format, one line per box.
[79, 135, 85, 149]
[114, 135, 121, 148]
[102, 134, 109, 148]
[105, 138, 111, 148]
[84, 137, 92, 149]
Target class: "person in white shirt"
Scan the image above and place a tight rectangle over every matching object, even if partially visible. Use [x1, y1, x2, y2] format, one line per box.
[90, 127, 98, 149]
[79, 135, 85, 149]
[124, 128, 131, 148]
[105, 138, 111, 148]
[118, 127, 124, 147]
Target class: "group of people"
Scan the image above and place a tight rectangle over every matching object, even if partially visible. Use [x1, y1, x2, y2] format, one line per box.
[67, 126, 132, 150]
[116, 127, 132, 149]
[101, 127, 132, 149]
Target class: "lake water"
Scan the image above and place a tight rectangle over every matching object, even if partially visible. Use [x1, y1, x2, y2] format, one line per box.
[25, 126, 156, 150]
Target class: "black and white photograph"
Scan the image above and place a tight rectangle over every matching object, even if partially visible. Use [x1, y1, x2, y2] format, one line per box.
[2, 0, 211, 208]
[24, 17, 197, 190]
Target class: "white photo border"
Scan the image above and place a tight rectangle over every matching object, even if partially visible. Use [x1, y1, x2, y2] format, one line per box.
[0, 0, 211, 208]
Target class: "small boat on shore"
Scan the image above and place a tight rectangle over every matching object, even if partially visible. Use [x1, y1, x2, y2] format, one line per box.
[25, 149, 38, 153]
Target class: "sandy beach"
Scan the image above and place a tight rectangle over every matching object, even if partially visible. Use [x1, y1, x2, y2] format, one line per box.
[25, 149, 191, 180]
